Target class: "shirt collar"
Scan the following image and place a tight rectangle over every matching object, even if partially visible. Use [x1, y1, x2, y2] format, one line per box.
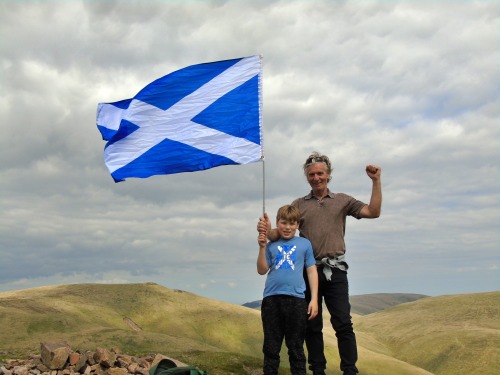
[305, 190, 334, 200]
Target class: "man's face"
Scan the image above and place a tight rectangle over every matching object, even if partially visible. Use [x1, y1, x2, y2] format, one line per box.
[306, 162, 330, 191]
[276, 219, 299, 240]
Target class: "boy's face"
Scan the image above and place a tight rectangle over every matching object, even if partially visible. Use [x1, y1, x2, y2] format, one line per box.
[276, 218, 299, 240]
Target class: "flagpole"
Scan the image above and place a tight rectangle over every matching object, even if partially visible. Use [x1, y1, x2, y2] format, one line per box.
[262, 158, 266, 217]
[258, 54, 265, 218]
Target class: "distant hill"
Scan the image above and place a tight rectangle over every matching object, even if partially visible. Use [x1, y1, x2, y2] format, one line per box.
[349, 293, 429, 315]
[242, 300, 262, 309]
[242, 293, 429, 315]
[1, 283, 498, 375]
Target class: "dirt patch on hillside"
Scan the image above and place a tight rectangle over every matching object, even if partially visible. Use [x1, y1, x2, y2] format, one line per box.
[123, 317, 142, 331]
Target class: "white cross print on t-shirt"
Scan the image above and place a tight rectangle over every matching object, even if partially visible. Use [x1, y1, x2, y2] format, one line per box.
[275, 245, 297, 270]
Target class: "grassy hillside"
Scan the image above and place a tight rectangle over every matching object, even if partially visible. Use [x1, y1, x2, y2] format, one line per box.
[1, 284, 498, 375]
[0, 283, 266, 374]
[355, 291, 500, 375]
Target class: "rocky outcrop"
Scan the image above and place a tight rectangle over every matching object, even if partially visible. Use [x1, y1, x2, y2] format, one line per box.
[0, 342, 186, 375]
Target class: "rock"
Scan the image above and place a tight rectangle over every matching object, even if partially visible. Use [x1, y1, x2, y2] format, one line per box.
[125, 364, 138, 374]
[0, 346, 190, 375]
[89, 364, 104, 375]
[106, 368, 128, 375]
[85, 352, 95, 366]
[74, 353, 87, 373]
[11, 366, 28, 375]
[93, 349, 116, 369]
[40, 342, 71, 370]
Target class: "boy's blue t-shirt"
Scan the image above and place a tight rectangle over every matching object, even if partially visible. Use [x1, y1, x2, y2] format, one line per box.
[263, 236, 315, 299]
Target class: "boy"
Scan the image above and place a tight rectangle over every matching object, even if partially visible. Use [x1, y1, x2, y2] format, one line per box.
[257, 205, 319, 375]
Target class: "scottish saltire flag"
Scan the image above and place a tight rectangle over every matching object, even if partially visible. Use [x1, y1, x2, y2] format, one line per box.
[96, 55, 263, 182]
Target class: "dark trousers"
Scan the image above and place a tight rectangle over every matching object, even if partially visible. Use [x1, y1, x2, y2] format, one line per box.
[261, 295, 308, 375]
[304, 266, 358, 374]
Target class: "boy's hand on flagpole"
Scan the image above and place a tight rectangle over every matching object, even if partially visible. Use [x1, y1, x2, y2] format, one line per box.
[258, 213, 281, 242]
[258, 231, 268, 247]
[257, 213, 271, 234]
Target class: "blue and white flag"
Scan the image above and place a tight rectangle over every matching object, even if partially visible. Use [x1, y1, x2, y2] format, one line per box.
[97, 55, 263, 182]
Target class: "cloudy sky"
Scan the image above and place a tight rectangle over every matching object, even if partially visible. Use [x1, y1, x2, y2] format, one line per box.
[1, 0, 498, 305]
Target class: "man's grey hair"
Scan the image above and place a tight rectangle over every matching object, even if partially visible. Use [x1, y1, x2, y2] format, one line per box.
[303, 151, 333, 182]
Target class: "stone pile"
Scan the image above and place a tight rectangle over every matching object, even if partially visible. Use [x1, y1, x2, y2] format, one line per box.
[0, 341, 186, 375]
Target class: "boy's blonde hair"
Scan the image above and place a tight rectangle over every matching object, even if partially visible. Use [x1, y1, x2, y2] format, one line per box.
[276, 205, 300, 223]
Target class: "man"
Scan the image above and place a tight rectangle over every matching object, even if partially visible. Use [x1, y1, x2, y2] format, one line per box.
[258, 151, 382, 375]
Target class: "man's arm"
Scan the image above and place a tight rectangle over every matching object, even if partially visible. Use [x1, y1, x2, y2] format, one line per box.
[359, 164, 382, 219]
[306, 265, 319, 320]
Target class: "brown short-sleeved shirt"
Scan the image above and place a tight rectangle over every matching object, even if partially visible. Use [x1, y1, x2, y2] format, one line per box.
[291, 191, 366, 259]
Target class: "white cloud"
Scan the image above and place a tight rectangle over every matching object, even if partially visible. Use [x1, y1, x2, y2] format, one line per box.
[0, 0, 498, 304]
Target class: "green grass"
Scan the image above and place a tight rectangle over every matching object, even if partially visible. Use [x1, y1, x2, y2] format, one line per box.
[0, 283, 273, 374]
[355, 291, 500, 375]
[0, 284, 498, 375]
